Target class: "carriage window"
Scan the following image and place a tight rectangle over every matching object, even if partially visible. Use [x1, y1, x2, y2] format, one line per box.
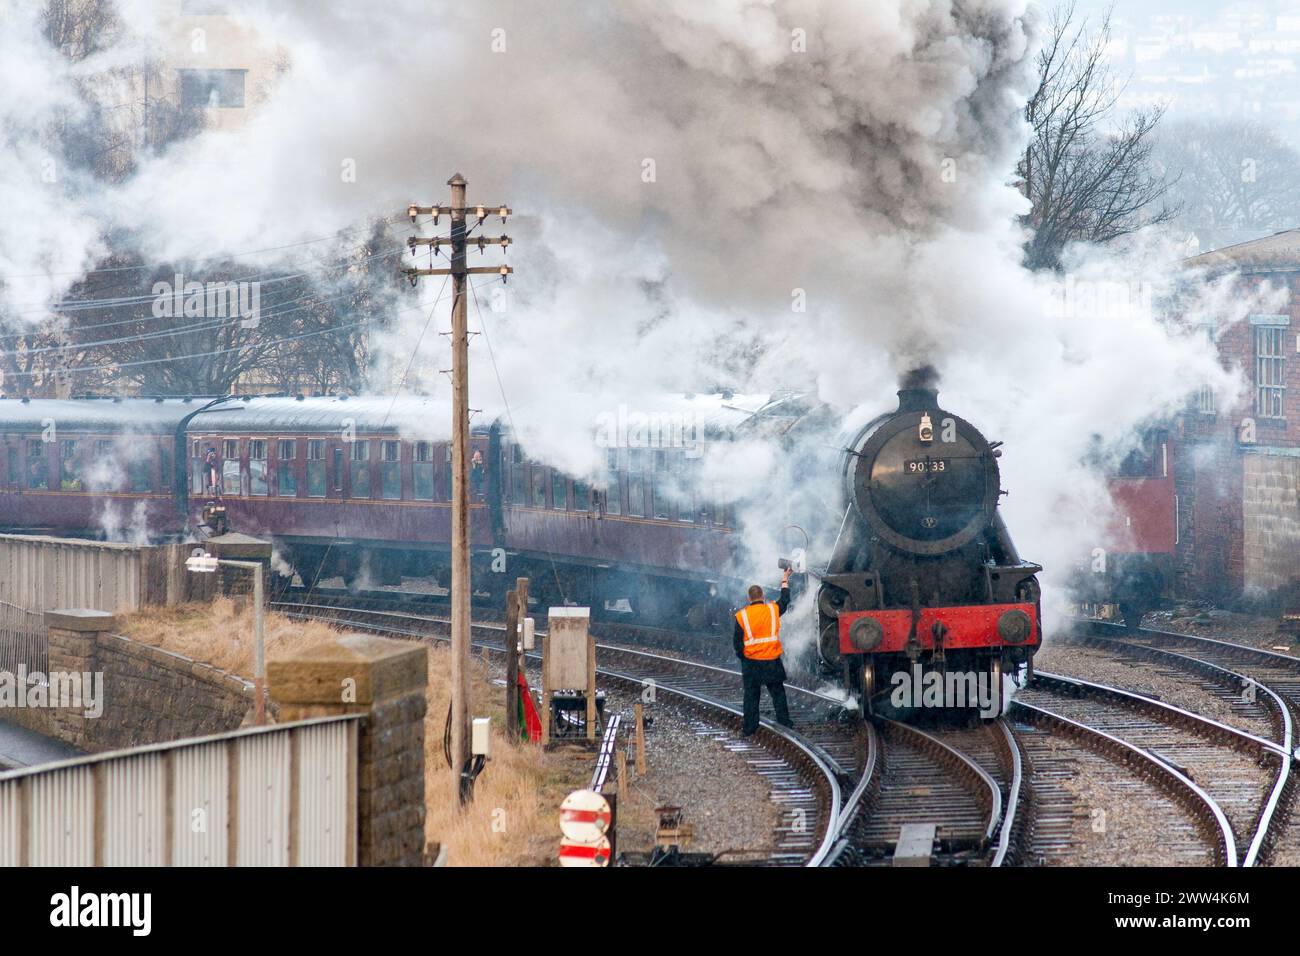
[306, 439, 326, 498]
[60, 440, 81, 491]
[602, 449, 620, 516]
[350, 440, 370, 498]
[678, 459, 698, 523]
[380, 440, 401, 500]
[678, 489, 695, 523]
[222, 440, 240, 494]
[711, 487, 731, 527]
[7, 446, 18, 486]
[249, 440, 268, 496]
[573, 479, 590, 512]
[277, 439, 297, 497]
[413, 441, 434, 500]
[332, 447, 343, 492]
[161, 448, 170, 490]
[510, 446, 526, 505]
[627, 474, 645, 517]
[531, 467, 547, 508]
[551, 471, 567, 510]
[129, 455, 152, 493]
[651, 476, 670, 520]
[26, 439, 47, 490]
[191, 442, 204, 493]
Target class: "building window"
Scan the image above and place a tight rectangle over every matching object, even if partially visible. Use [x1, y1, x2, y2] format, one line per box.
[25, 440, 45, 490]
[306, 439, 326, 498]
[413, 442, 434, 501]
[1256, 325, 1287, 419]
[380, 440, 401, 500]
[350, 441, 370, 498]
[179, 68, 247, 109]
[278, 439, 297, 497]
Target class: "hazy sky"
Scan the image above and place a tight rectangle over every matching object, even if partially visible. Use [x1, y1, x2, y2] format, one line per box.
[1061, 0, 1300, 144]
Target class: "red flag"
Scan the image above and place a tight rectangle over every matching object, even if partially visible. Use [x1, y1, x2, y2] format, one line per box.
[517, 668, 543, 742]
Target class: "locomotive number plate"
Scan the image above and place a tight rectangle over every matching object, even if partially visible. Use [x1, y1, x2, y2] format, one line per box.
[905, 459, 947, 474]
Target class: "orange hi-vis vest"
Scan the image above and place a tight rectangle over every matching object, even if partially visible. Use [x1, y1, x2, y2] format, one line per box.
[736, 601, 782, 660]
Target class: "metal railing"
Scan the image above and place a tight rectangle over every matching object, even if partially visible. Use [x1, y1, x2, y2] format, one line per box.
[0, 714, 360, 866]
[0, 599, 47, 683]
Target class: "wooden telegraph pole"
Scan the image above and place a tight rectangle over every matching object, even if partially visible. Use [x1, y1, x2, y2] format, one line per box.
[404, 175, 512, 801]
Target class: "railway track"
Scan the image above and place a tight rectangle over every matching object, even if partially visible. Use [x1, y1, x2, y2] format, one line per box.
[1018, 670, 1286, 865]
[826, 718, 1023, 866]
[274, 593, 1043, 868]
[273, 597, 849, 866]
[1057, 621, 1299, 865]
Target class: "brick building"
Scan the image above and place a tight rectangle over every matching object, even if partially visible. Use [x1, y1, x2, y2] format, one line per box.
[1176, 230, 1300, 604]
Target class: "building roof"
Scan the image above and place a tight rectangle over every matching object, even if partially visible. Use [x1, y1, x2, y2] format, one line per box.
[1185, 228, 1300, 274]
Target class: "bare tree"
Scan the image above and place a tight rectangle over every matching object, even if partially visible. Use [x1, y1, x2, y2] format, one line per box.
[1019, 2, 1176, 271]
[1154, 118, 1300, 253]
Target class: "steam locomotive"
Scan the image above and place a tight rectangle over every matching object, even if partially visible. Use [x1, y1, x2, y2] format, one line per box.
[814, 380, 1042, 717]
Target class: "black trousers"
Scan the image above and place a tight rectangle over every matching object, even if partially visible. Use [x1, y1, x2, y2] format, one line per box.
[741, 657, 791, 734]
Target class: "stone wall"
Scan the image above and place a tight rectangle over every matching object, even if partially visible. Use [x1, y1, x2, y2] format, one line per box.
[1176, 435, 1244, 602]
[1242, 451, 1300, 597]
[268, 634, 428, 867]
[45, 609, 254, 753]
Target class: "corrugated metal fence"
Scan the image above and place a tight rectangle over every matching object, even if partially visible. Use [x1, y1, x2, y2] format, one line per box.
[0, 715, 359, 866]
[0, 599, 47, 681]
[0, 534, 191, 612]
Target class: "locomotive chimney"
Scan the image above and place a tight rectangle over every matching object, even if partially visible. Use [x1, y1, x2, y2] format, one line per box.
[897, 365, 940, 412]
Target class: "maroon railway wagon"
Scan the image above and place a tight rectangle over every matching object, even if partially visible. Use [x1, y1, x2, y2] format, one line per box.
[0, 395, 753, 626]
[1074, 428, 1177, 627]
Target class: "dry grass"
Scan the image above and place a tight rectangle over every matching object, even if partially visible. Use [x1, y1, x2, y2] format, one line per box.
[118, 600, 593, 866]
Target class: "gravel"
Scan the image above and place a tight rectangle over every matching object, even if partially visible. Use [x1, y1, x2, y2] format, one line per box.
[1144, 604, 1299, 656]
[1015, 721, 1216, 867]
[1032, 643, 1277, 741]
[604, 689, 778, 860]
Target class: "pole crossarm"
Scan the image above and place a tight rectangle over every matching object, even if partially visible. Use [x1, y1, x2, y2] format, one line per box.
[407, 235, 512, 251]
[407, 203, 511, 223]
[402, 265, 514, 278]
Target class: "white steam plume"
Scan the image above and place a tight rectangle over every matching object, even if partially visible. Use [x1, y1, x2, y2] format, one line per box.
[4, 2, 1274, 621]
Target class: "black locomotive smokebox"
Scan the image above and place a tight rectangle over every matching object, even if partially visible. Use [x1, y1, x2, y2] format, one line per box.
[843, 387, 1001, 557]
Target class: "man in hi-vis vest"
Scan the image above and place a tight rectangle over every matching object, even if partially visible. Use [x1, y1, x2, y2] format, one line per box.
[733, 567, 793, 736]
